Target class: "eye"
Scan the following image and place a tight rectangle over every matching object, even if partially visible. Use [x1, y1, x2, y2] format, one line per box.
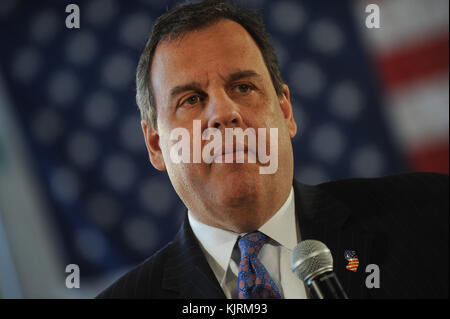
[187, 95, 200, 104]
[181, 94, 202, 107]
[234, 83, 253, 94]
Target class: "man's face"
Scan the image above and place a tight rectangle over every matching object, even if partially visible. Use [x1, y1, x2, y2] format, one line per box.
[142, 19, 297, 232]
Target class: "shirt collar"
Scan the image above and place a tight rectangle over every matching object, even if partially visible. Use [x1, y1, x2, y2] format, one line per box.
[188, 211, 240, 273]
[188, 186, 297, 274]
[258, 186, 298, 250]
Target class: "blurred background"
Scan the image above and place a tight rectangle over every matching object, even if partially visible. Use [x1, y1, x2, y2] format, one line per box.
[0, 0, 447, 298]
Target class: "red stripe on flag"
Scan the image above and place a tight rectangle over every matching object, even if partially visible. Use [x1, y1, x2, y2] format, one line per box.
[375, 33, 449, 91]
[408, 139, 449, 173]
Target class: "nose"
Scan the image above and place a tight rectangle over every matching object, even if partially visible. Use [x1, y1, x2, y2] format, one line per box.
[206, 91, 243, 130]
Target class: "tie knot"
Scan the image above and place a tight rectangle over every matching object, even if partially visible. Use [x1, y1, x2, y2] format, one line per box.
[238, 231, 267, 258]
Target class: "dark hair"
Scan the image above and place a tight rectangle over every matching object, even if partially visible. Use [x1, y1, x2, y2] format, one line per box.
[136, 0, 284, 129]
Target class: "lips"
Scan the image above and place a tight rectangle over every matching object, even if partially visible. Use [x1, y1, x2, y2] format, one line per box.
[212, 142, 256, 163]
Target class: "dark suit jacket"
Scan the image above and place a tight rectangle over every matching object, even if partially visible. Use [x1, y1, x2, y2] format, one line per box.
[97, 172, 449, 298]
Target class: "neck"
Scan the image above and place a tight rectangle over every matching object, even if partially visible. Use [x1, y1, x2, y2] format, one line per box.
[191, 180, 292, 234]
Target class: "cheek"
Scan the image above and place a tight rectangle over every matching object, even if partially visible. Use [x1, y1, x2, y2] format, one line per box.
[256, 100, 284, 129]
[157, 128, 181, 170]
[158, 130, 206, 176]
[260, 105, 292, 150]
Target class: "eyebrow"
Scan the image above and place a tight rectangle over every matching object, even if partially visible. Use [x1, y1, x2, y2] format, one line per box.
[226, 69, 262, 83]
[168, 70, 262, 101]
[169, 82, 203, 100]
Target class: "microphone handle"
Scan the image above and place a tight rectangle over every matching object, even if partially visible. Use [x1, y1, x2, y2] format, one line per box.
[307, 271, 349, 299]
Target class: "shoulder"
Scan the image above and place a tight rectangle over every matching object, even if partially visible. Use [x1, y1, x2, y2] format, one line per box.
[317, 172, 448, 212]
[95, 240, 178, 299]
[319, 171, 448, 193]
[318, 172, 448, 241]
[307, 172, 448, 236]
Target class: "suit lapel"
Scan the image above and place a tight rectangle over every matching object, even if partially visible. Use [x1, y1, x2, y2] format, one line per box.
[161, 213, 226, 298]
[293, 180, 378, 298]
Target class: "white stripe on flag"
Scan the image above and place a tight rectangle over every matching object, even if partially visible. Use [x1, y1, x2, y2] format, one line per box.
[386, 75, 449, 151]
[354, 0, 449, 53]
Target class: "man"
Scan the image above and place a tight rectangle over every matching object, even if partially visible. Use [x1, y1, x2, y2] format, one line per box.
[97, 0, 448, 299]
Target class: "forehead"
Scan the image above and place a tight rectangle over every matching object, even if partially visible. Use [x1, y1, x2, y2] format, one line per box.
[150, 19, 270, 103]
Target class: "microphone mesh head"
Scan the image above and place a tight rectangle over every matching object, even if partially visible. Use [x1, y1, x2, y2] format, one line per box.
[291, 240, 334, 282]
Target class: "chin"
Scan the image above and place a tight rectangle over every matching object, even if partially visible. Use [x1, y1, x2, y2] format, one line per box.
[216, 175, 259, 207]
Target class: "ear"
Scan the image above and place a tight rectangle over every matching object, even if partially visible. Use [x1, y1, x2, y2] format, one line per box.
[141, 120, 166, 171]
[278, 84, 298, 138]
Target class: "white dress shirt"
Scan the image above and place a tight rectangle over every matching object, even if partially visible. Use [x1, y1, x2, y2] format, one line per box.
[188, 187, 307, 299]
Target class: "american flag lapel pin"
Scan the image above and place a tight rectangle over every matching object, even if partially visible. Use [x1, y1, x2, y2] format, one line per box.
[344, 250, 359, 272]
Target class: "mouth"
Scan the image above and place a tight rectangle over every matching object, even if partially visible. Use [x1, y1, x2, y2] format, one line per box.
[212, 142, 256, 163]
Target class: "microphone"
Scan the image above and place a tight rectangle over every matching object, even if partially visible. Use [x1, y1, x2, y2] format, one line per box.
[291, 240, 349, 299]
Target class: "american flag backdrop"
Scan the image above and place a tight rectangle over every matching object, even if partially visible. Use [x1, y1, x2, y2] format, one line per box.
[0, 0, 447, 298]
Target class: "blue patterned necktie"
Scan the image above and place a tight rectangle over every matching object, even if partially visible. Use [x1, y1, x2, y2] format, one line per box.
[237, 231, 282, 299]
